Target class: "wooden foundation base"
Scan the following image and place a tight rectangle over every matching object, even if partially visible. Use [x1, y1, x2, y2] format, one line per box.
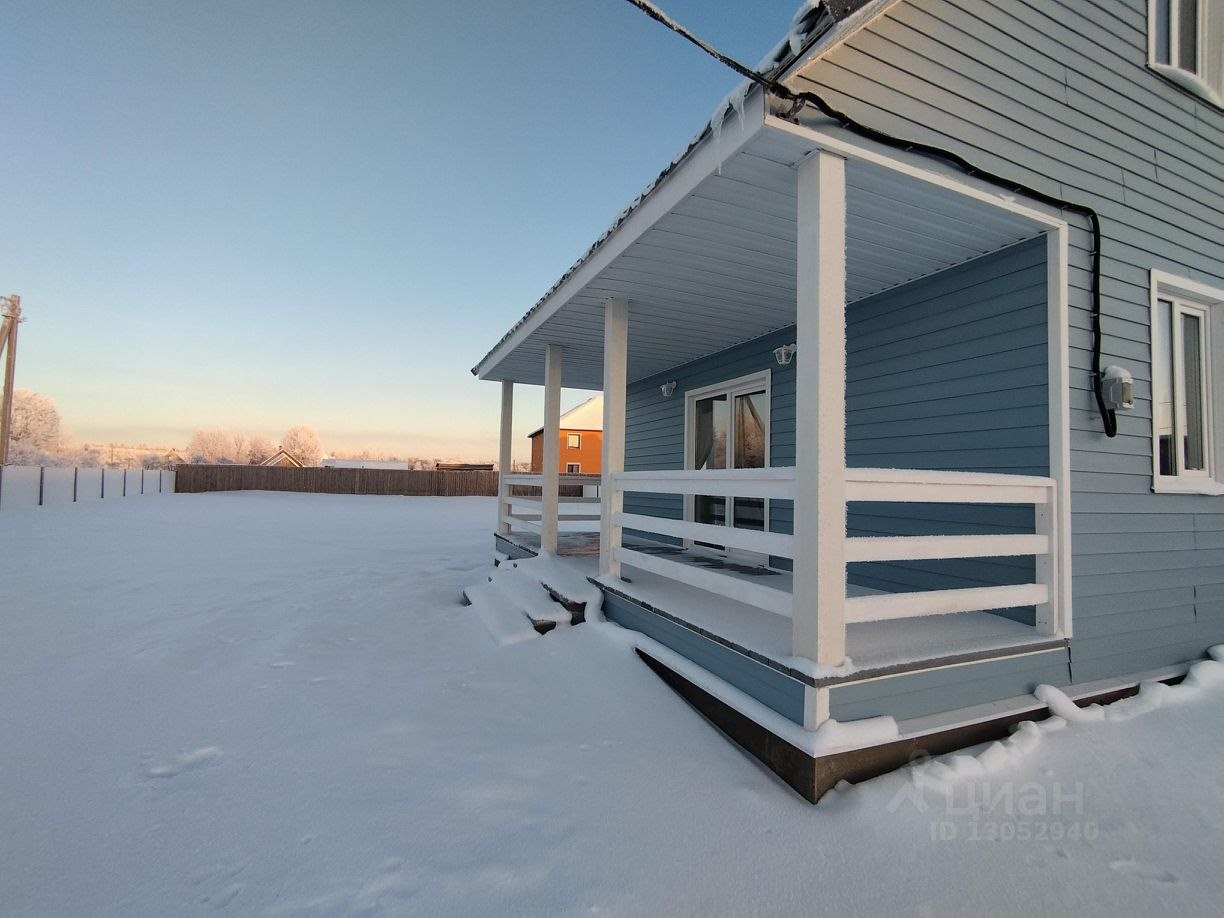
[635, 647, 1182, 803]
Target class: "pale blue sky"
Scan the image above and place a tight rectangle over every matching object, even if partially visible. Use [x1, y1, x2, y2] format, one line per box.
[1, 0, 800, 461]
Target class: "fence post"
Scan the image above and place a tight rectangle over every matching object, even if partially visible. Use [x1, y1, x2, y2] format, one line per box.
[73, 466, 79, 501]
[38, 466, 45, 506]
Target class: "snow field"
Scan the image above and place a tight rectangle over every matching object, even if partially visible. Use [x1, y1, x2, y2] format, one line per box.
[2, 491, 1223, 916]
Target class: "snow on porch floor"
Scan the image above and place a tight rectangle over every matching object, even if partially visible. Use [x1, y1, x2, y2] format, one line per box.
[2, 491, 1223, 915]
[603, 561, 1053, 679]
[507, 535, 1052, 680]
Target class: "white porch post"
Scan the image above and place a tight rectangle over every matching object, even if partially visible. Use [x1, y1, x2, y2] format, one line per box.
[496, 380, 514, 536]
[600, 298, 629, 578]
[541, 344, 564, 553]
[792, 150, 848, 705]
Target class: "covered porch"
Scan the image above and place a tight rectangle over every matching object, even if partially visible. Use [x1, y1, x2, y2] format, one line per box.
[475, 88, 1073, 733]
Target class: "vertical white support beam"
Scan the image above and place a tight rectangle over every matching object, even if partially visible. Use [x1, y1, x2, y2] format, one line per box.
[540, 344, 564, 554]
[1045, 225, 1072, 637]
[792, 150, 848, 702]
[496, 380, 514, 536]
[600, 298, 629, 578]
[1034, 495, 1056, 634]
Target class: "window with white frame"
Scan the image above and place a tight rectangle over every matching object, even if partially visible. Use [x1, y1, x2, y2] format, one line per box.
[1151, 271, 1224, 493]
[566, 433, 581, 449]
[684, 370, 771, 540]
[1149, 0, 1224, 106]
[566, 462, 581, 473]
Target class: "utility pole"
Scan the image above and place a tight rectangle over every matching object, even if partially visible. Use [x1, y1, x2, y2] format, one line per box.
[0, 294, 22, 466]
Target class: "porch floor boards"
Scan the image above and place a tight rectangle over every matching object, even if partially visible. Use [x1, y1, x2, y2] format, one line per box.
[500, 530, 601, 557]
[497, 530, 1063, 685]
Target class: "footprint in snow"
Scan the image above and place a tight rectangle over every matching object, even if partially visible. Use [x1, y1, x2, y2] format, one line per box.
[204, 882, 243, 909]
[145, 746, 223, 778]
[1109, 860, 1180, 884]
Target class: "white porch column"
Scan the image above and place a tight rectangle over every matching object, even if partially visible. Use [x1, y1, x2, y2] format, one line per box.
[540, 344, 564, 554]
[600, 298, 629, 578]
[792, 150, 848, 693]
[496, 380, 514, 536]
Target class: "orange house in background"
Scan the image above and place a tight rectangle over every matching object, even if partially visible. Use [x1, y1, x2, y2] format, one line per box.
[529, 395, 602, 474]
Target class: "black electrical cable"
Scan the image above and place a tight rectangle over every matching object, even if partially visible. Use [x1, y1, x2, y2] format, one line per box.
[622, 0, 1118, 437]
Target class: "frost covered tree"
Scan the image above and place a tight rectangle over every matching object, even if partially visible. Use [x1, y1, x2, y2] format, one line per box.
[8, 389, 62, 459]
[230, 433, 250, 465]
[281, 425, 322, 466]
[187, 428, 242, 464]
[247, 434, 275, 465]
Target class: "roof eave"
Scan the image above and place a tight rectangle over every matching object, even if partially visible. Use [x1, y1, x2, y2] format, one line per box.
[471, 85, 771, 383]
[775, 0, 907, 87]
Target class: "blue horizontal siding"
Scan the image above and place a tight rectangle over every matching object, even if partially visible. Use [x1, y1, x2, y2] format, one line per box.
[829, 649, 1072, 722]
[601, 591, 806, 725]
[844, 238, 1046, 613]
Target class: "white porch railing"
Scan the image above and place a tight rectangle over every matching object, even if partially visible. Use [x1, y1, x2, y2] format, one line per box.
[498, 473, 602, 537]
[612, 468, 797, 616]
[609, 467, 1061, 633]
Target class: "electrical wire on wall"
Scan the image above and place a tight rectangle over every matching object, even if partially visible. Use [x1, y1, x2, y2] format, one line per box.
[621, 0, 1119, 437]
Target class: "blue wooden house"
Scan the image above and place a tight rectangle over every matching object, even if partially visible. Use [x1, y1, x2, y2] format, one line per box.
[472, 0, 1224, 800]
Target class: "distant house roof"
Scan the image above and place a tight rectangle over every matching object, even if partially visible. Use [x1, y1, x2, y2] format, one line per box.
[528, 395, 604, 439]
[322, 459, 411, 470]
[260, 448, 304, 468]
[436, 462, 494, 471]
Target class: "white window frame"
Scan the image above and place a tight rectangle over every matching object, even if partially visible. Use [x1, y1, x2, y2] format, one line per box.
[682, 369, 772, 558]
[565, 462, 581, 474]
[1150, 270, 1224, 495]
[1148, 0, 1224, 107]
[566, 433, 581, 449]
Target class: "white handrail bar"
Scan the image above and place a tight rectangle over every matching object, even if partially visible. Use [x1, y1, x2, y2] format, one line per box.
[503, 473, 600, 487]
[613, 468, 795, 500]
[616, 511, 795, 558]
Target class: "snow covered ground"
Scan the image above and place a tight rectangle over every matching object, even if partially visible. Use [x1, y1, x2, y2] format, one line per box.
[2, 491, 1223, 916]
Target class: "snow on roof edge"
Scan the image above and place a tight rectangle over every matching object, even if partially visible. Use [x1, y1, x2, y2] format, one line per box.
[527, 395, 604, 437]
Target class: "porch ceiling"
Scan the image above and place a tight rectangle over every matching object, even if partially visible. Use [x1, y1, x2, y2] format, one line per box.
[478, 122, 1046, 391]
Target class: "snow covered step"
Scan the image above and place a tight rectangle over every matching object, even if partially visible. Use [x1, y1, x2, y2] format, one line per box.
[461, 582, 539, 647]
[498, 554, 603, 625]
[463, 551, 604, 645]
[491, 566, 573, 631]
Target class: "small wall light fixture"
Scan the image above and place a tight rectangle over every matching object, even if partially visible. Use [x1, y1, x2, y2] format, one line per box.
[660, 380, 677, 397]
[774, 343, 797, 366]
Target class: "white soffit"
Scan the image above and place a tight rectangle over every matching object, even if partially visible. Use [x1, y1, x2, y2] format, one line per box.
[483, 124, 1046, 390]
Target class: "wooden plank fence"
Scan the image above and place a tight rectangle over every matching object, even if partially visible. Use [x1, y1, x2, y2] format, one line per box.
[174, 465, 499, 497]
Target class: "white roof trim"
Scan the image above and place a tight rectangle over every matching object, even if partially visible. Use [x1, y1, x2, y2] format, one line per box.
[776, 0, 907, 85]
[766, 116, 1067, 228]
